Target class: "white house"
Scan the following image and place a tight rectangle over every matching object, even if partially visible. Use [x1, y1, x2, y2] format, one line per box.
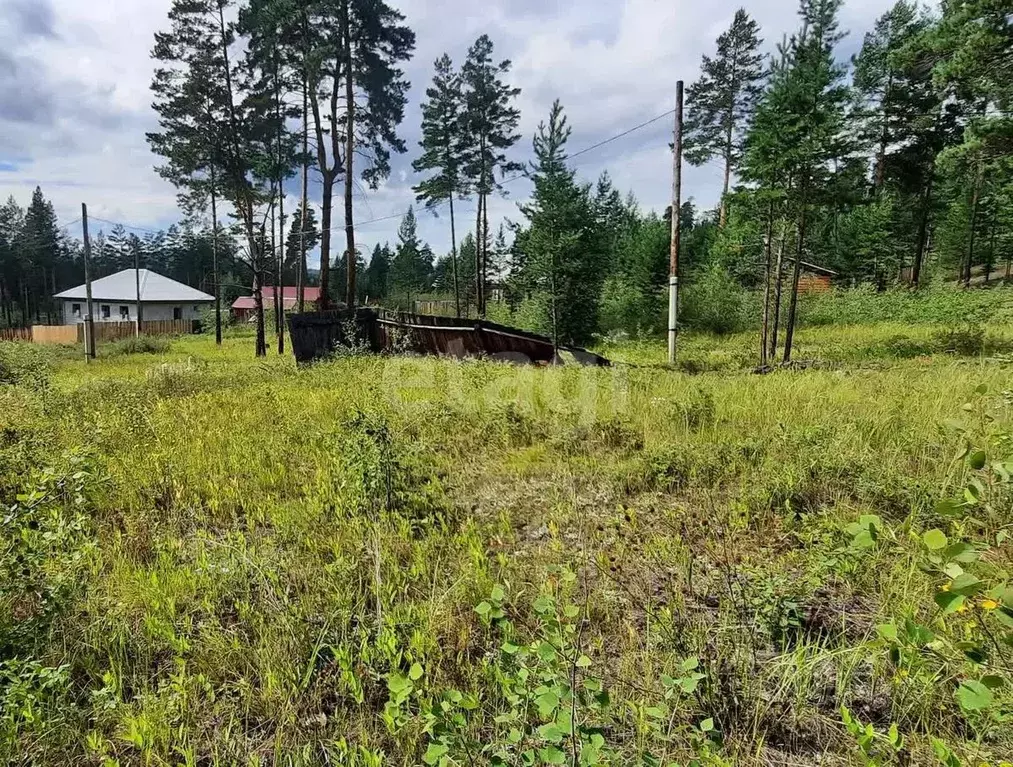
[54, 269, 214, 324]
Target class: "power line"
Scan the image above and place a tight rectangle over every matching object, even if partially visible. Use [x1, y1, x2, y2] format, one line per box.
[567, 109, 676, 162]
[72, 107, 680, 244]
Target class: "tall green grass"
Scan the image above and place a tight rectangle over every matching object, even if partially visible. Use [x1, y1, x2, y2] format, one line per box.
[0, 328, 1011, 765]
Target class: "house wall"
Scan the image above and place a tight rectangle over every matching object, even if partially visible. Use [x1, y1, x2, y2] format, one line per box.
[62, 300, 210, 324]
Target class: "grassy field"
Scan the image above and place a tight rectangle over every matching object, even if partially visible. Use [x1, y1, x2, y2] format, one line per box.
[1, 317, 1012, 766]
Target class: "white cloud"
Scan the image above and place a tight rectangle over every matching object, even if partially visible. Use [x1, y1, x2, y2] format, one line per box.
[0, 0, 900, 262]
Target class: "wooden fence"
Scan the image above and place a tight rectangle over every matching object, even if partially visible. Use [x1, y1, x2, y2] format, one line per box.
[86, 319, 199, 343]
[32, 325, 79, 344]
[0, 327, 33, 342]
[1, 320, 199, 345]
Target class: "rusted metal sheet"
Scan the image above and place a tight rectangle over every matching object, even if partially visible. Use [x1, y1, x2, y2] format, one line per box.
[287, 309, 609, 366]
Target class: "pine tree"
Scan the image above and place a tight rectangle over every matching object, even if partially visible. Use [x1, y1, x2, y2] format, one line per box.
[929, 0, 1013, 285]
[461, 35, 523, 316]
[389, 207, 433, 308]
[457, 233, 478, 313]
[413, 53, 468, 317]
[685, 9, 765, 228]
[488, 224, 509, 286]
[852, 1, 927, 190]
[342, 0, 414, 307]
[149, 0, 276, 356]
[241, 0, 302, 352]
[22, 187, 61, 323]
[362, 243, 392, 302]
[0, 197, 26, 325]
[284, 201, 319, 281]
[516, 100, 603, 347]
[744, 0, 850, 363]
[784, 0, 850, 362]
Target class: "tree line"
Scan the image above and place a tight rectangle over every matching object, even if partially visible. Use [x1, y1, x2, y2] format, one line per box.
[0, 187, 271, 327]
[488, 0, 1013, 355]
[3, 0, 1010, 361]
[692, 0, 1013, 362]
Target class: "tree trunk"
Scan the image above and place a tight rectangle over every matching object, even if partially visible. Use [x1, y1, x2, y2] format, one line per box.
[783, 196, 807, 365]
[274, 48, 285, 354]
[449, 190, 460, 318]
[760, 199, 774, 367]
[270, 200, 280, 343]
[964, 162, 983, 288]
[769, 216, 788, 359]
[475, 191, 484, 317]
[719, 157, 731, 229]
[210, 164, 221, 344]
[342, 0, 357, 309]
[298, 76, 309, 314]
[719, 60, 737, 230]
[254, 263, 267, 357]
[482, 190, 490, 309]
[319, 178, 334, 309]
[985, 211, 998, 284]
[874, 76, 891, 191]
[912, 174, 932, 287]
[277, 191, 285, 353]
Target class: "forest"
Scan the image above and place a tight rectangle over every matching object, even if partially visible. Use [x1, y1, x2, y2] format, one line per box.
[1, 0, 1011, 356]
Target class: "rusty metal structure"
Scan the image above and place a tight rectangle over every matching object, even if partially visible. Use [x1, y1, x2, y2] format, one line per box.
[287, 309, 610, 367]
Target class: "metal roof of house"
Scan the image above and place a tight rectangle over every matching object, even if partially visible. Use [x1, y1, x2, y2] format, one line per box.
[54, 269, 214, 303]
[231, 286, 322, 311]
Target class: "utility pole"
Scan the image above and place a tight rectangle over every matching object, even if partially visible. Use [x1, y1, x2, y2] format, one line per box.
[211, 161, 222, 345]
[134, 237, 142, 337]
[81, 203, 96, 360]
[668, 81, 683, 366]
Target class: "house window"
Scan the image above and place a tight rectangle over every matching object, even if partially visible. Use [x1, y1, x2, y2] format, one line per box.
[119, 306, 129, 320]
[72, 303, 81, 317]
[101, 305, 110, 319]
[173, 307, 182, 320]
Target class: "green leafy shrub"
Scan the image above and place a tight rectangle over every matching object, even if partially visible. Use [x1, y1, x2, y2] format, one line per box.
[197, 304, 233, 334]
[871, 387, 1013, 750]
[1, 450, 97, 659]
[680, 264, 752, 335]
[0, 342, 52, 389]
[599, 275, 664, 337]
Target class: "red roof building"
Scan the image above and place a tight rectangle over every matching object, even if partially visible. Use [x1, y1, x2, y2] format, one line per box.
[232, 286, 322, 320]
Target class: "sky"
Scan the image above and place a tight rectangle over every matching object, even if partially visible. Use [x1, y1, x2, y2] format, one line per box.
[0, 0, 901, 268]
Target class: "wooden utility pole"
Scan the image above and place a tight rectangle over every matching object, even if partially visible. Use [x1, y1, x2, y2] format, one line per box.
[211, 162, 222, 345]
[668, 81, 684, 366]
[134, 236, 142, 337]
[81, 203, 96, 360]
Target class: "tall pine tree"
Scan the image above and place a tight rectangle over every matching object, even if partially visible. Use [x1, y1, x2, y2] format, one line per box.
[685, 9, 765, 228]
[515, 100, 603, 347]
[150, 0, 276, 355]
[339, 0, 415, 307]
[461, 35, 523, 316]
[413, 53, 468, 317]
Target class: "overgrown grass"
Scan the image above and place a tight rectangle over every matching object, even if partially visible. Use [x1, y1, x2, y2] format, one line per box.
[799, 282, 1013, 327]
[1, 319, 1011, 766]
[101, 334, 173, 357]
